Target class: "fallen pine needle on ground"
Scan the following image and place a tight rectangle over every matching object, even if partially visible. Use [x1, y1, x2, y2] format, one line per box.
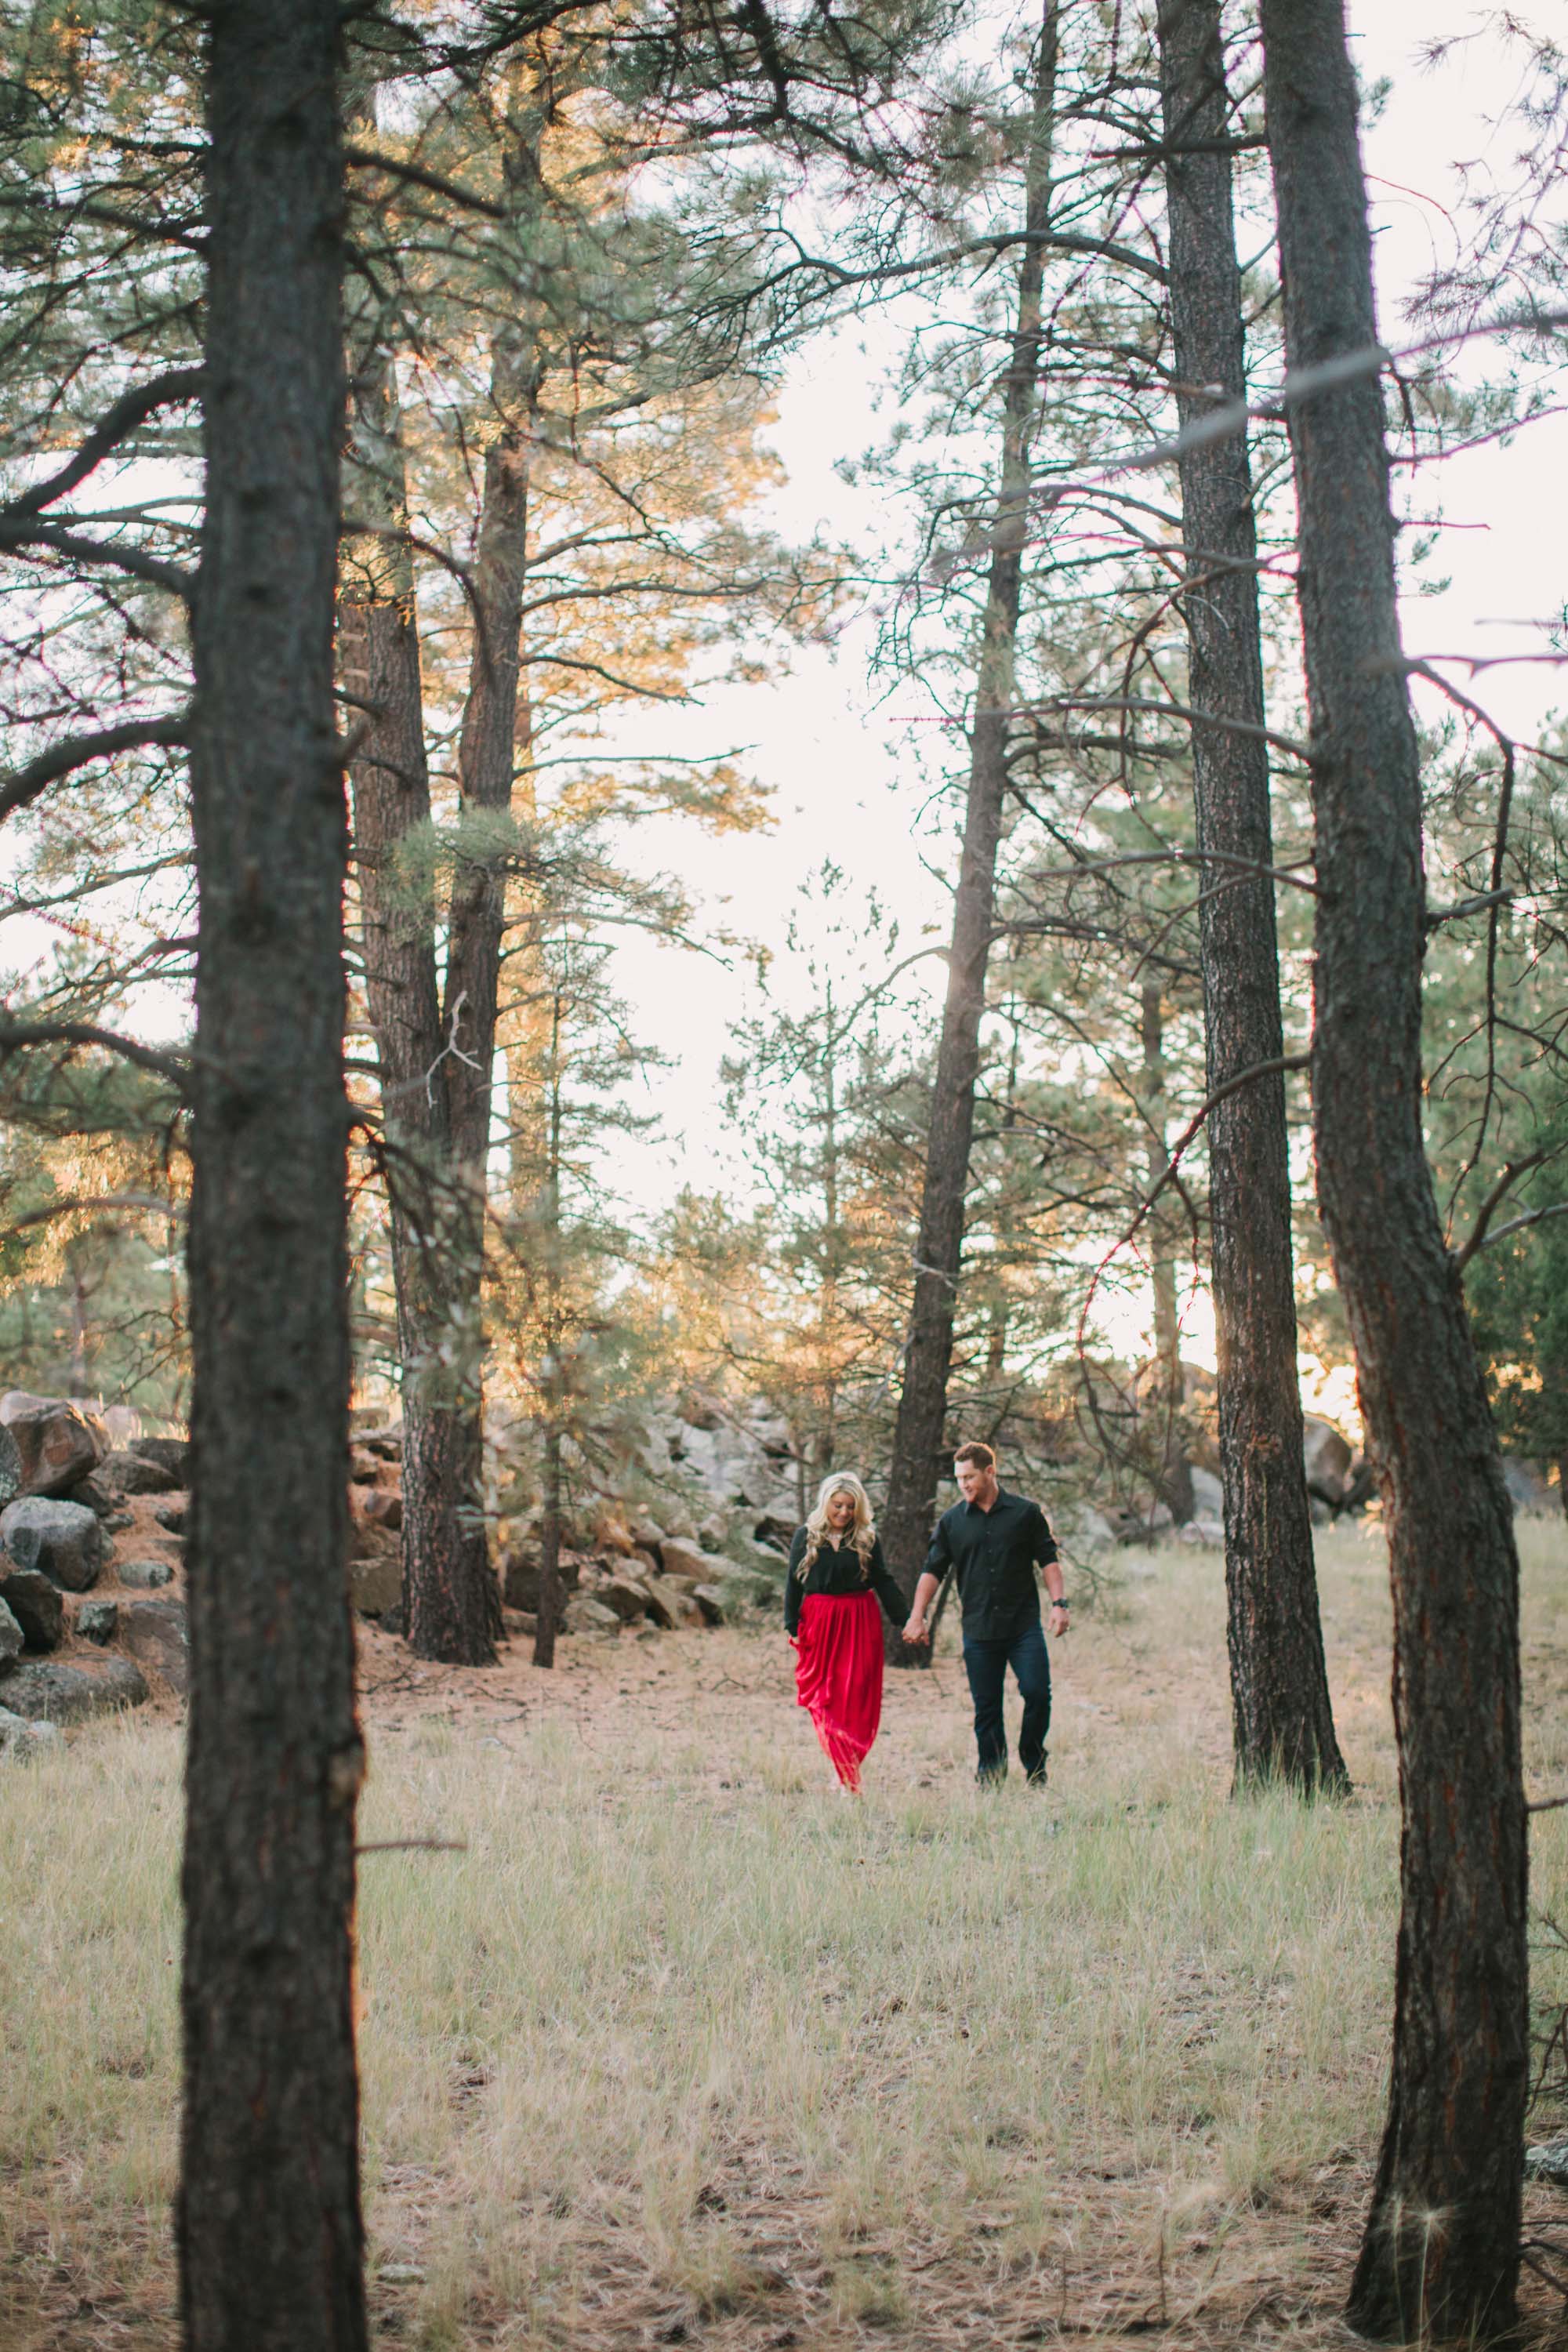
[6, 1523, 1568, 2350]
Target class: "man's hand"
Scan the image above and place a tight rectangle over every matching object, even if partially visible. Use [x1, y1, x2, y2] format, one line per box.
[1048, 1598, 1070, 1635]
[902, 1613, 930, 1647]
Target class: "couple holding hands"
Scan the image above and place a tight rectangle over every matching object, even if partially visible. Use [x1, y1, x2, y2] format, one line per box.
[782, 1441, 1070, 1793]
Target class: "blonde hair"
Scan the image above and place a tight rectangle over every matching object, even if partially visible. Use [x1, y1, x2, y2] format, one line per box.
[797, 1472, 877, 1581]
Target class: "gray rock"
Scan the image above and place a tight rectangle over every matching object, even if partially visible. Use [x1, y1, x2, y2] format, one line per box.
[153, 1498, 187, 1535]
[0, 1568, 64, 1650]
[562, 1594, 622, 1638]
[1187, 1466, 1224, 1519]
[630, 1516, 666, 1552]
[691, 1583, 727, 1625]
[1302, 1414, 1354, 1510]
[0, 1394, 107, 1497]
[599, 1573, 653, 1622]
[1526, 2138, 1568, 2187]
[118, 1596, 188, 1694]
[2, 1656, 148, 1722]
[131, 1436, 190, 1483]
[78, 1599, 118, 1645]
[349, 1548, 401, 1617]
[641, 1574, 703, 1631]
[361, 1487, 402, 1533]
[1504, 1458, 1558, 1516]
[117, 1556, 174, 1590]
[67, 1472, 118, 1517]
[750, 1512, 796, 1555]
[0, 1497, 106, 1590]
[0, 1704, 65, 1759]
[1178, 1516, 1225, 1549]
[0, 1594, 22, 1668]
[102, 1449, 180, 1495]
[0, 1423, 20, 1509]
[660, 1537, 731, 1584]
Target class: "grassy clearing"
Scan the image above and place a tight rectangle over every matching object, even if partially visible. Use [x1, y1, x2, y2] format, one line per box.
[5, 1523, 1568, 2350]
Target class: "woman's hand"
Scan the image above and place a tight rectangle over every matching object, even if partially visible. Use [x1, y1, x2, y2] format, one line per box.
[902, 1613, 929, 1646]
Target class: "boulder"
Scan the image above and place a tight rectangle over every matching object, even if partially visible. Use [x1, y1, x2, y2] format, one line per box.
[361, 1488, 402, 1534]
[629, 1516, 665, 1553]
[2, 1656, 148, 1722]
[360, 1432, 402, 1465]
[0, 1423, 22, 1511]
[119, 1596, 189, 1694]
[502, 1547, 580, 1612]
[1187, 1466, 1224, 1519]
[592, 1508, 636, 1557]
[101, 1449, 180, 1495]
[1526, 2138, 1568, 2187]
[67, 1472, 119, 1518]
[641, 1574, 704, 1631]
[117, 1556, 174, 1590]
[348, 1447, 382, 1484]
[0, 1497, 106, 1590]
[501, 1606, 537, 1639]
[1, 1568, 64, 1650]
[1504, 1458, 1558, 1516]
[1178, 1517, 1225, 1549]
[691, 1583, 727, 1625]
[0, 1594, 22, 1668]
[0, 1705, 64, 1759]
[628, 1544, 661, 1579]
[350, 1548, 401, 1617]
[697, 1513, 731, 1551]
[751, 1512, 796, 1556]
[599, 1573, 653, 1622]
[78, 1598, 118, 1645]
[1302, 1416, 1354, 1510]
[154, 1499, 187, 1535]
[131, 1436, 191, 1483]
[0, 1396, 106, 1497]
[660, 1537, 731, 1584]
[562, 1595, 621, 1639]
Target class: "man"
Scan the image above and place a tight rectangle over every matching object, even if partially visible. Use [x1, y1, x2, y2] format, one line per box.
[903, 1442, 1069, 1785]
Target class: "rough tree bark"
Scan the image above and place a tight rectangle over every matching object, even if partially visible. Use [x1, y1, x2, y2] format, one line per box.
[1258, 0, 1527, 2331]
[1156, 0, 1346, 1792]
[180, 2, 366, 2346]
[340, 249, 538, 1664]
[880, 0, 1057, 1639]
[341, 352, 498, 1665]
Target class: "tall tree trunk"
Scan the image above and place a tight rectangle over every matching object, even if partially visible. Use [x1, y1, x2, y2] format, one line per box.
[180, 5, 366, 2347]
[1156, 0, 1345, 1791]
[340, 345, 495, 1664]
[1259, 0, 1526, 2331]
[1138, 982, 1195, 1525]
[407, 325, 538, 1662]
[532, 989, 567, 1668]
[880, 0, 1057, 1640]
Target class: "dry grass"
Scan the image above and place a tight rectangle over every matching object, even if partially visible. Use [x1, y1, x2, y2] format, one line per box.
[5, 1523, 1568, 2350]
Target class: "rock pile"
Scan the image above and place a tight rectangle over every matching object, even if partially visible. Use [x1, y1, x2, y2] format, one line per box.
[0, 1391, 177, 1751]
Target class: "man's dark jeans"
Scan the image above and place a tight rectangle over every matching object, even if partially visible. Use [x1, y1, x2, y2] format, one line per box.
[962, 1614, 1051, 1783]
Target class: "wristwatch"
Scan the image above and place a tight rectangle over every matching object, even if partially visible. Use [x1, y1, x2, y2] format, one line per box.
[1051, 1595, 1070, 1609]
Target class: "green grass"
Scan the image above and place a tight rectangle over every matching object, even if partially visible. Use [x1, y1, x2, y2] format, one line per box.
[5, 1523, 1568, 2348]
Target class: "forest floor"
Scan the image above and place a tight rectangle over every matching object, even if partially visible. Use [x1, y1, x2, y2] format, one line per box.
[7, 1523, 1568, 2351]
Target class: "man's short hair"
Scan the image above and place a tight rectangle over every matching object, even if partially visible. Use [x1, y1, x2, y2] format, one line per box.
[953, 1441, 995, 1471]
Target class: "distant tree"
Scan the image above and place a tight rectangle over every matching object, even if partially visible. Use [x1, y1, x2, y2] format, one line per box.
[1156, 0, 1344, 1793]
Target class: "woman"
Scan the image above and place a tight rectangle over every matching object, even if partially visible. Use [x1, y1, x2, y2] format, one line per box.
[785, 1473, 908, 1792]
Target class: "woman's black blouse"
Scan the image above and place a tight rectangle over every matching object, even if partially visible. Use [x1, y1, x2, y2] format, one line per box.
[783, 1527, 907, 1636]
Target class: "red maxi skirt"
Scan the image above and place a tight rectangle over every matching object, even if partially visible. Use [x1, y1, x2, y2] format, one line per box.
[794, 1589, 884, 1791]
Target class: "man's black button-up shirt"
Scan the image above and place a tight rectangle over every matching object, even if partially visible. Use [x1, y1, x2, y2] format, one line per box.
[924, 1486, 1058, 1639]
